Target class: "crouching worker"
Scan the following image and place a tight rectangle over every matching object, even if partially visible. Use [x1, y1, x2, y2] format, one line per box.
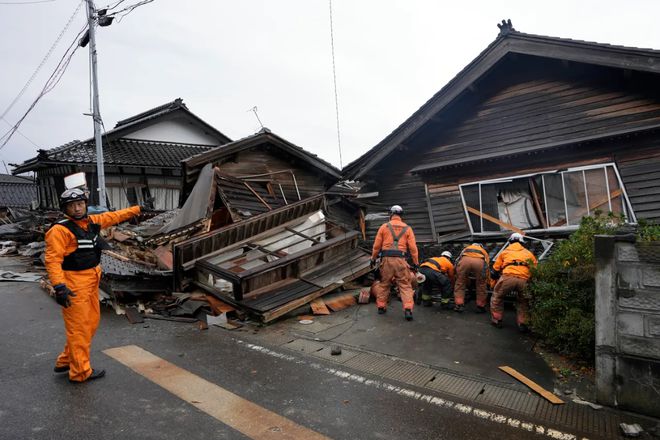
[418, 251, 455, 307]
[370, 205, 419, 321]
[454, 243, 490, 313]
[490, 233, 538, 332]
[45, 188, 142, 383]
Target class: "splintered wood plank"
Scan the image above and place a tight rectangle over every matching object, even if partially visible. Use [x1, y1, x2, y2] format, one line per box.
[205, 295, 236, 314]
[498, 366, 564, 404]
[310, 298, 330, 315]
[324, 294, 357, 312]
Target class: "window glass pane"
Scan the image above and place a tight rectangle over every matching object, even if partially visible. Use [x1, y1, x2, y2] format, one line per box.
[543, 174, 566, 227]
[564, 171, 589, 225]
[606, 166, 624, 216]
[461, 185, 481, 233]
[584, 168, 608, 215]
[481, 184, 500, 231]
[496, 180, 541, 229]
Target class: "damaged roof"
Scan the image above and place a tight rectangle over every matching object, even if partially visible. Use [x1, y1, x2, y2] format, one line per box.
[12, 98, 231, 174]
[343, 21, 660, 180]
[13, 138, 214, 172]
[0, 174, 37, 208]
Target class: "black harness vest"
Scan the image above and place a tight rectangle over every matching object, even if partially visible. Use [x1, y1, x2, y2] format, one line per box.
[380, 222, 410, 258]
[55, 219, 105, 271]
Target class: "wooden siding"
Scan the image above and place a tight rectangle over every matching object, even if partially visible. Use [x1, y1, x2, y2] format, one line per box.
[419, 71, 660, 167]
[618, 153, 660, 221]
[427, 183, 467, 236]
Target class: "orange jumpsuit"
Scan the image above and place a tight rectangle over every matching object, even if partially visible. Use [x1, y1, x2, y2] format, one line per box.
[454, 244, 490, 307]
[490, 242, 538, 326]
[370, 215, 419, 311]
[419, 256, 455, 302]
[45, 206, 140, 382]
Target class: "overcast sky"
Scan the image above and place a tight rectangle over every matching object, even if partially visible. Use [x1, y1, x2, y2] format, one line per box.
[1, 0, 659, 172]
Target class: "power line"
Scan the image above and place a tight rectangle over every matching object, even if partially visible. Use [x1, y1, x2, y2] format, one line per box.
[0, 0, 55, 4]
[0, 24, 88, 150]
[0, 117, 41, 148]
[0, 0, 84, 121]
[328, 0, 343, 169]
[106, 0, 153, 22]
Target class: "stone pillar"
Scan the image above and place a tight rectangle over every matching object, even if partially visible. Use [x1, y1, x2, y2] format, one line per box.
[594, 235, 617, 406]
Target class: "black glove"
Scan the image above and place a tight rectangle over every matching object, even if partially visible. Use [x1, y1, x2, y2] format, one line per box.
[370, 259, 376, 269]
[490, 268, 501, 280]
[54, 284, 76, 308]
[411, 264, 419, 272]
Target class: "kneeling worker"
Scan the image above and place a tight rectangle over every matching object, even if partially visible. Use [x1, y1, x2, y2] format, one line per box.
[370, 205, 419, 321]
[490, 232, 538, 331]
[45, 188, 143, 383]
[418, 251, 455, 307]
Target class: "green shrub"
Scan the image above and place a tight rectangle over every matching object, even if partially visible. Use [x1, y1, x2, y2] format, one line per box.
[638, 219, 660, 242]
[529, 214, 621, 361]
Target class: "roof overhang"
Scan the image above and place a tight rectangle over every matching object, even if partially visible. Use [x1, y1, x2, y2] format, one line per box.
[343, 29, 660, 180]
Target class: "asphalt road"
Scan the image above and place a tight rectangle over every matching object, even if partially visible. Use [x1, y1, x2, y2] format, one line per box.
[0, 274, 561, 440]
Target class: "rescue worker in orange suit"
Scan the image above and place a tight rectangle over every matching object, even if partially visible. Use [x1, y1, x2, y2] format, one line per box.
[370, 205, 419, 321]
[490, 233, 538, 332]
[417, 251, 455, 307]
[45, 188, 142, 383]
[454, 243, 490, 313]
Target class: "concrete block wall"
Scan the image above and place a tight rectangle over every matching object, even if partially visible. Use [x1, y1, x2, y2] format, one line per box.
[595, 236, 660, 417]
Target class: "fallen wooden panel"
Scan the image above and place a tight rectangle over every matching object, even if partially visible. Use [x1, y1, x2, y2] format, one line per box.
[324, 293, 357, 312]
[499, 366, 564, 404]
[205, 294, 235, 315]
[310, 299, 331, 315]
[153, 245, 173, 270]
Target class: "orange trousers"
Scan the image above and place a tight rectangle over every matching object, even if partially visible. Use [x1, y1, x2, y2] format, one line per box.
[55, 266, 102, 382]
[372, 257, 414, 311]
[490, 275, 530, 325]
[454, 257, 488, 307]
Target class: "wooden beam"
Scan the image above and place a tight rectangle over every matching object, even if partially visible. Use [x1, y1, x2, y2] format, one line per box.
[243, 181, 272, 210]
[284, 226, 320, 244]
[528, 178, 548, 229]
[466, 206, 525, 234]
[499, 366, 564, 405]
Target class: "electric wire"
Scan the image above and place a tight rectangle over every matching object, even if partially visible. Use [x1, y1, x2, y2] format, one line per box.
[0, 117, 41, 148]
[0, 23, 88, 150]
[328, 0, 343, 169]
[0, 0, 55, 4]
[0, 0, 84, 121]
[106, 0, 153, 22]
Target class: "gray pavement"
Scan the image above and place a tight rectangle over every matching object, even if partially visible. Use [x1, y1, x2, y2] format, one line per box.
[0, 256, 654, 439]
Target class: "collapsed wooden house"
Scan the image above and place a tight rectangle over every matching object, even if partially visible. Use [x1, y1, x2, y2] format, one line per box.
[173, 195, 371, 322]
[343, 21, 660, 243]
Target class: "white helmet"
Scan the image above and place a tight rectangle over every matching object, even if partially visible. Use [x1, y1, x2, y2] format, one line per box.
[509, 232, 525, 243]
[441, 251, 453, 259]
[389, 205, 403, 216]
[471, 242, 483, 248]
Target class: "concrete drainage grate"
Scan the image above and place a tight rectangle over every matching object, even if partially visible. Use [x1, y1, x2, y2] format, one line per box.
[343, 353, 397, 375]
[381, 361, 437, 388]
[475, 384, 539, 415]
[425, 372, 485, 400]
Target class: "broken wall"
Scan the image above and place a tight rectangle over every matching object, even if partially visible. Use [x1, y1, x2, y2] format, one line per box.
[595, 235, 660, 417]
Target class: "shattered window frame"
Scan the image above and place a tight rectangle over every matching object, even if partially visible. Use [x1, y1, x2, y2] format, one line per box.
[458, 162, 636, 235]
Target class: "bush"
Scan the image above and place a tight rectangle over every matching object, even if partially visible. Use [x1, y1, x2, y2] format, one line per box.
[529, 214, 621, 361]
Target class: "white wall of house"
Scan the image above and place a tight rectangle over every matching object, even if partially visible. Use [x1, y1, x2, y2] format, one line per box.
[127, 118, 219, 145]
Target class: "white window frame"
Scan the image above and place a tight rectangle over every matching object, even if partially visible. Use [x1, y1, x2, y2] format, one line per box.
[458, 162, 636, 236]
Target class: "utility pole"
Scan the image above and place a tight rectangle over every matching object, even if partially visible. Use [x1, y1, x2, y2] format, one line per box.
[85, 0, 107, 208]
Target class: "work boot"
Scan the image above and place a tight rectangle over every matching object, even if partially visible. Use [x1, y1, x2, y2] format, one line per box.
[453, 304, 464, 313]
[70, 369, 105, 383]
[518, 323, 530, 333]
[53, 365, 69, 373]
[377, 307, 386, 315]
[491, 320, 503, 329]
[475, 305, 486, 314]
[404, 309, 413, 321]
[414, 291, 422, 306]
[422, 299, 433, 307]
